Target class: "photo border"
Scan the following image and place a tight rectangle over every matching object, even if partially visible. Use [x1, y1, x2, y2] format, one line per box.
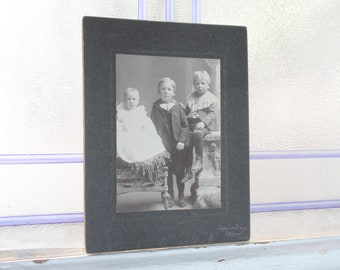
[84, 17, 249, 253]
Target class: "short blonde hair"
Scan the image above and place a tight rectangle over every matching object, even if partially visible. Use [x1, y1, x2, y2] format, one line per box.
[157, 77, 176, 93]
[123, 87, 140, 101]
[193, 70, 211, 85]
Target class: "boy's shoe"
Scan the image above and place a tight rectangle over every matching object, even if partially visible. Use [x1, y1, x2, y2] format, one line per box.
[181, 170, 193, 183]
[178, 194, 186, 207]
[178, 198, 187, 207]
[168, 197, 174, 208]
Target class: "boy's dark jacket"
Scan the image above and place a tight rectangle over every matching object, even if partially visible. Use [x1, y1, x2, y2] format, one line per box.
[150, 99, 189, 146]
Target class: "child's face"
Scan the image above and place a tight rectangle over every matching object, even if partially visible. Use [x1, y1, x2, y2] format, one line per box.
[159, 82, 175, 103]
[194, 78, 210, 95]
[124, 91, 139, 110]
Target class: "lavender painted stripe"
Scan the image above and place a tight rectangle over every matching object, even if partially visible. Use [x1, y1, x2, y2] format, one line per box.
[165, 0, 174, 22]
[0, 153, 83, 165]
[2, 200, 340, 226]
[250, 150, 340, 160]
[0, 213, 84, 226]
[251, 199, 340, 213]
[138, 0, 147, 20]
[1, 150, 340, 165]
[192, 0, 200, 23]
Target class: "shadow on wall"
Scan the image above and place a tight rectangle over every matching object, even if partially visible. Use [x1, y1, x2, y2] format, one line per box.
[116, 54, 220, 114]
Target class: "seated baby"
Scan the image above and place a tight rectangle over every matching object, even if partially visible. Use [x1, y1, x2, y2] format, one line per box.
[116, 87, 166, 164]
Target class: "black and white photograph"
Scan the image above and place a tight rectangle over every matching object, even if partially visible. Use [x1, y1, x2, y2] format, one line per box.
[116, 54, 221, 212]
[84, 17, 249, 253]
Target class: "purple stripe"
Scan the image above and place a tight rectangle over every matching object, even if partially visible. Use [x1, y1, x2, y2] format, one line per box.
[1, 200, 340, 226]
[250, 150, 340, 160]
[0, 153, 83, 165]
[138, 0, 147, 20]
[0, 213, 84, 226]
[166, 0, 174, 22]
[1, 150, 340, 165]
[251, 199, 340, 213]
[192, 0, 200, 23]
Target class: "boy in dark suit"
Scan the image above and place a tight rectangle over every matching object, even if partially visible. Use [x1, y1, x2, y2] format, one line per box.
[151, 77, 189, 207]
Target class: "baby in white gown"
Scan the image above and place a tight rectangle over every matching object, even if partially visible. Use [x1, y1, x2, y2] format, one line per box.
[117, 87, 166, 163]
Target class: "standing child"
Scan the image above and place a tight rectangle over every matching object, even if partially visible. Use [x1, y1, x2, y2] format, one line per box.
[116, 87, 165, 164]
[181, 71, 219, 183]
[151, 77, 189, 207]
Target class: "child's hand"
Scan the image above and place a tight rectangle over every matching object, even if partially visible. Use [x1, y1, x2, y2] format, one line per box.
[190, 112, 199, 119]
[195, 122, 205, 129]
[176, 142, 185, 151]
[191, 112, 200, 119]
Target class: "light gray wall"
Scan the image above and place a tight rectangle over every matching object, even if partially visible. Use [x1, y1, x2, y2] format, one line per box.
[0, 1, 339, 234]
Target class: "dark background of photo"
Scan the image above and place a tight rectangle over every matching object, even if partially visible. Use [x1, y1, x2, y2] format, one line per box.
[116, 54, 220, 114]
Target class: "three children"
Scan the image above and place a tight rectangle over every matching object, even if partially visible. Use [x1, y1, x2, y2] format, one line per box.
[117, 70, 218, 208]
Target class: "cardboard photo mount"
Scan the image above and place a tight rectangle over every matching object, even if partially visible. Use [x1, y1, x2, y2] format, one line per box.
[84, 17, 249, 253]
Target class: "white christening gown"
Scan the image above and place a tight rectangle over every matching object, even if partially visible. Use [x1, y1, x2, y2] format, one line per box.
[116, 104, 165, 163]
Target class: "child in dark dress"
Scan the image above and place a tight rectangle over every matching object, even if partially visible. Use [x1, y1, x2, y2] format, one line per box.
[150, 77, 189, 207]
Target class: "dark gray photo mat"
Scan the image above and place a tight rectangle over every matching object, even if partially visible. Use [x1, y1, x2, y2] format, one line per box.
[84, 17, 249, 253]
